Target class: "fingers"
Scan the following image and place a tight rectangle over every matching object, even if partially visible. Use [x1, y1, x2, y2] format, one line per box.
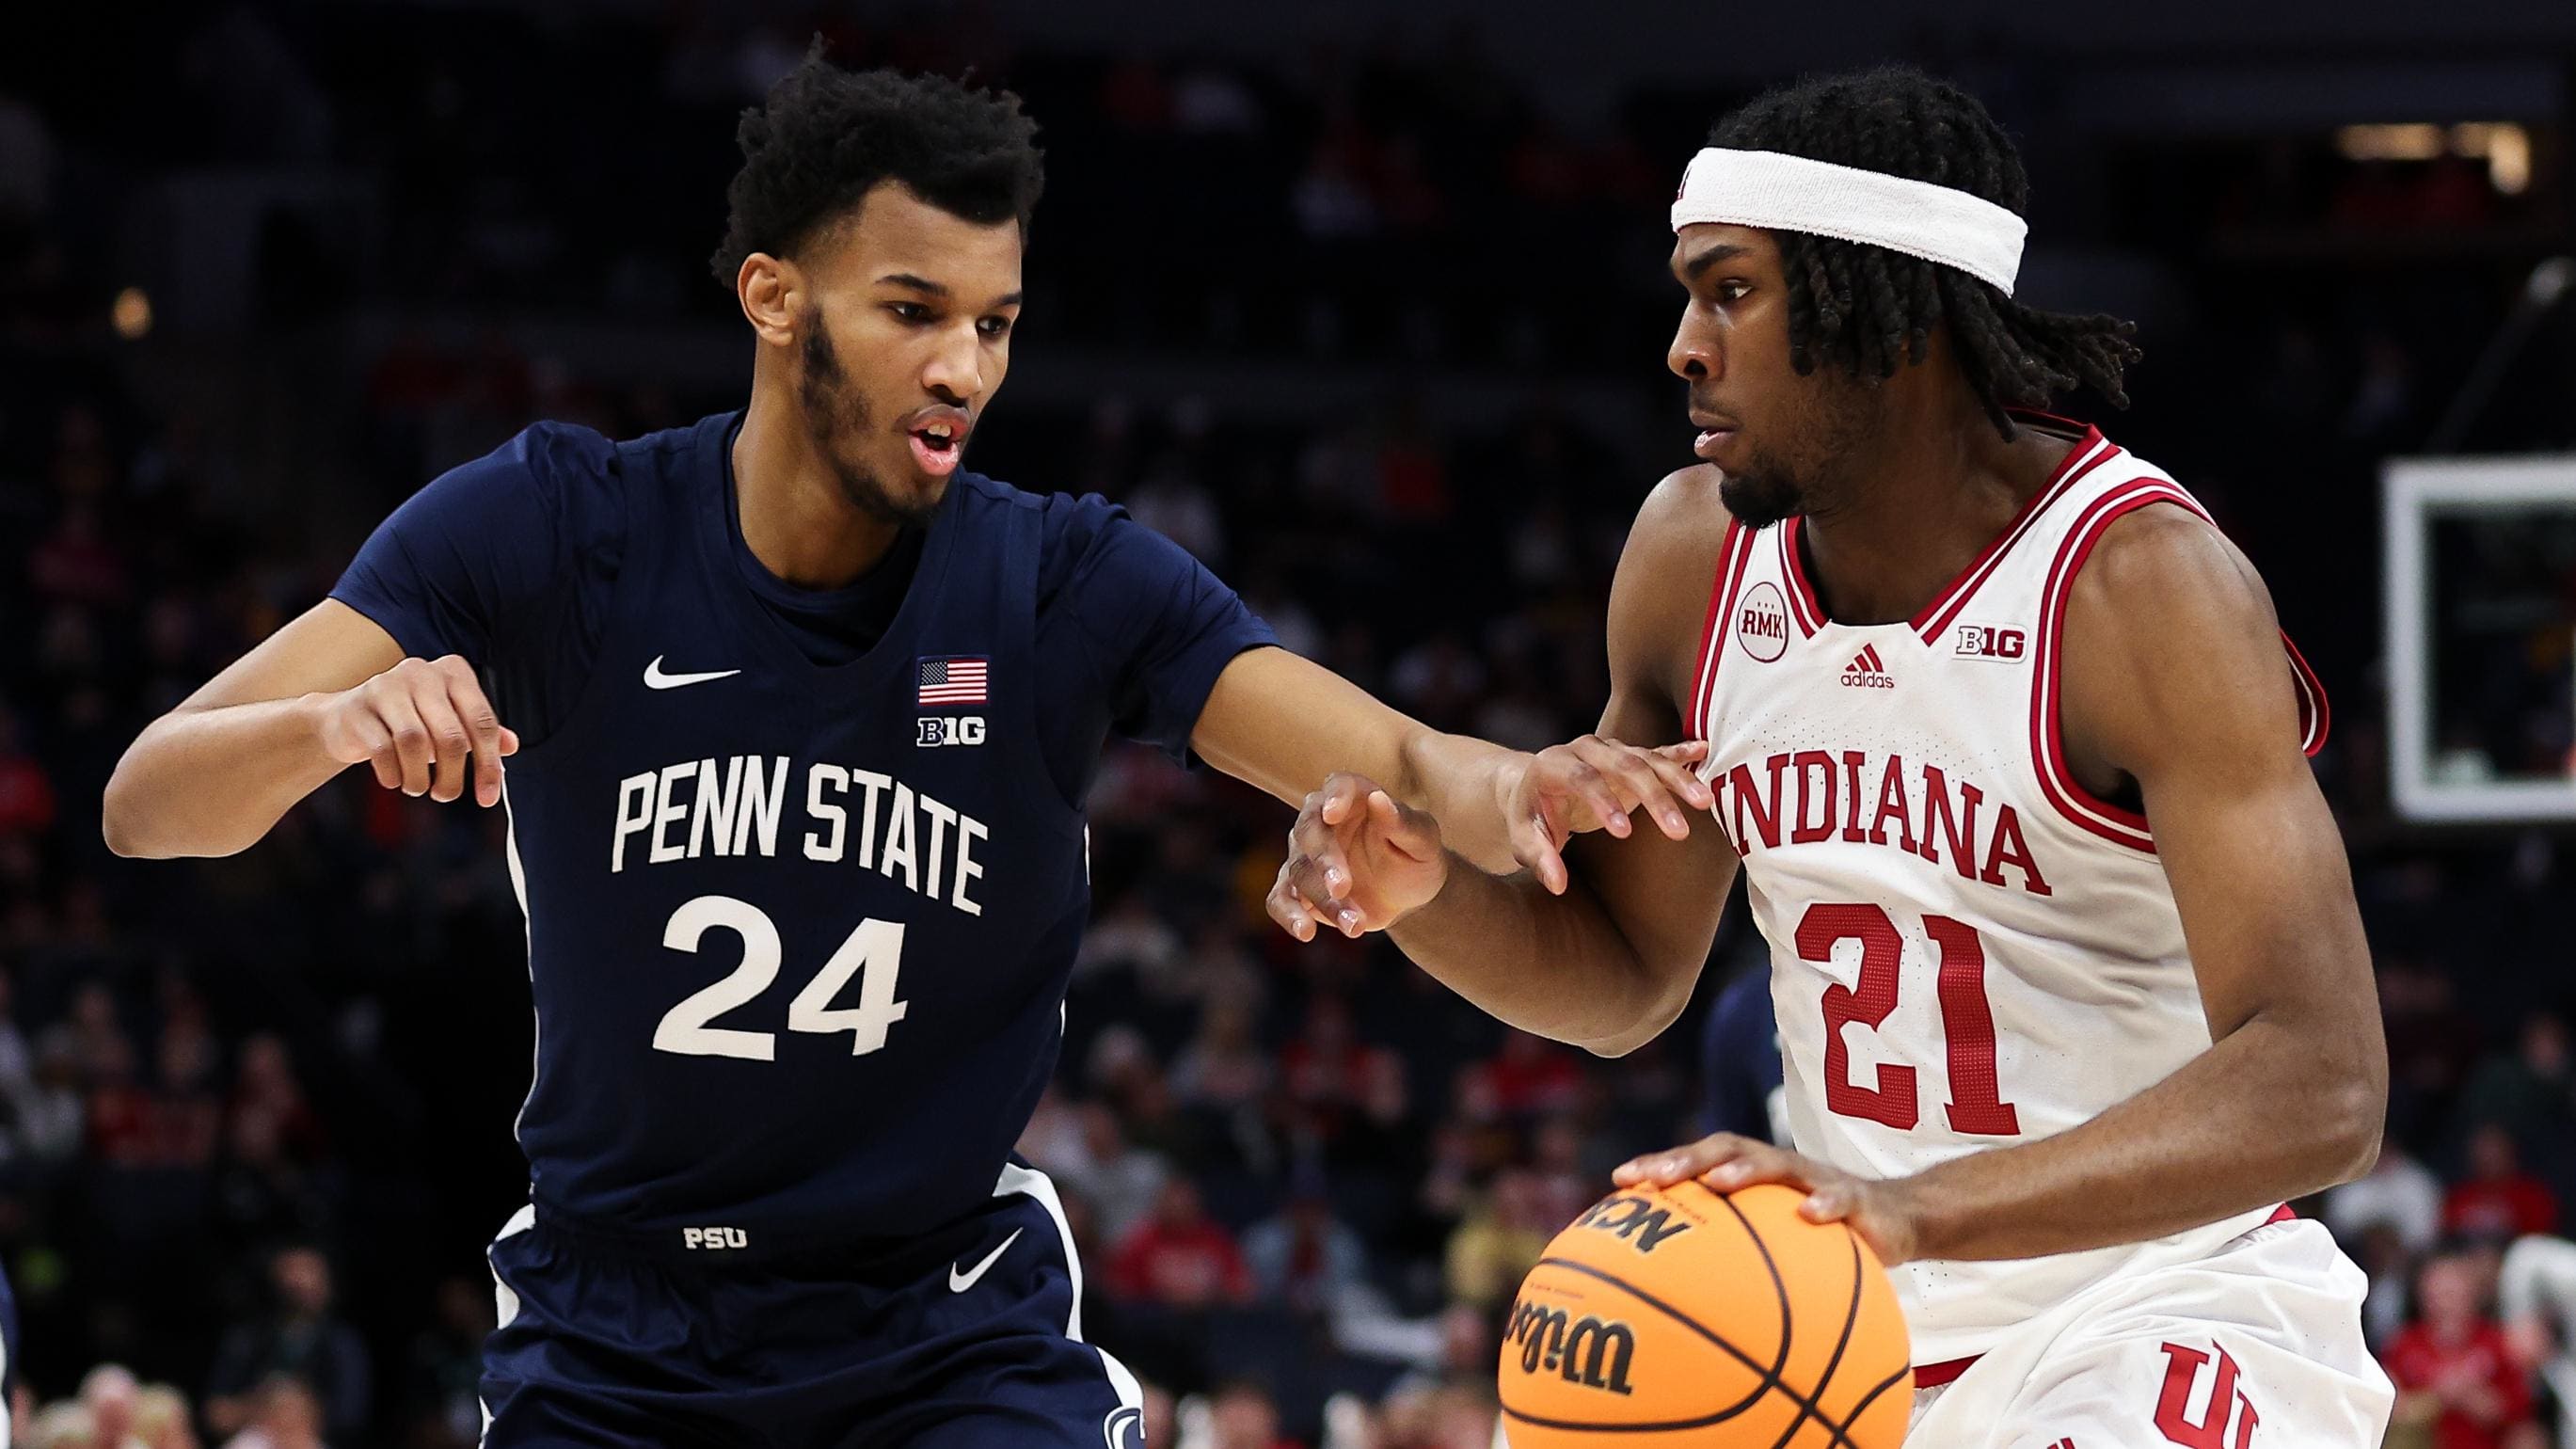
[1614, 1133, 1757, 1188]
[1292, 794, 1357, 909]
[1265, 863, 1322, 942]
[1508, 805, 1568, 896]
[408, 677, 474, 804]
[1364, 789, 1440, 861]
[1318, 772, 1370, 827]
[1573, 736, 1711, 842]
[338, 711, 399, 789]
[372, 687, 436, 797]
[439, 657, 509, 807]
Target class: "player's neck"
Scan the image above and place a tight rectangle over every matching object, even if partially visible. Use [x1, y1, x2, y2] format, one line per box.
[1797, 390, 2065, 626]
[730, 393, 908, 589]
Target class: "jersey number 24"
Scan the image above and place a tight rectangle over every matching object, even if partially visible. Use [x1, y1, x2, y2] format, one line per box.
[651, 895, 909, 1060]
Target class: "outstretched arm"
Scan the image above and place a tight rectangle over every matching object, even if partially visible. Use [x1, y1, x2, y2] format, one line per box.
[1256, 468, 1745, 1056]
[1191, 645, 1707, 881]
[1621, 506, 2384, 1264]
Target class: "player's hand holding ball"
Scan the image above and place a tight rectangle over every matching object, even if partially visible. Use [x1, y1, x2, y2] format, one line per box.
[1614, 1133, 1923, 1267]
[315, 655, 519, 807]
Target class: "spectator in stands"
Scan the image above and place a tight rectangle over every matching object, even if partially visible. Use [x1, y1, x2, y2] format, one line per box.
[134, 1383, 198, 1449]
[2500, 1234, 2576, 1449]
[2385, 1251, 2538, 1449]
[1108, 1177, 1254, 1310]
[2330, 1142, 2448, 1256]
[219, 1376, 326, 1449]
[1204, 1379, 1298, 1449]
[1061, 1103, 1172, 1248]
[1464, 1031, 1580, 1121]
[1443, 1169, 1553, 1314]
[402, 1276, 493, 1449]
[1242, 1174, 1366, 1316]
[204, 1247, 370, 1441]
[1173, 1000, 1273, 1118]
[81, 1363, 143, 1449]
[2446, 1124, 2560, 1241]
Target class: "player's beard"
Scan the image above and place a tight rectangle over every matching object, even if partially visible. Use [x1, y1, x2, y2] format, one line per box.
[798, 310, 938, 528]
[1715, 374, 1881, 531]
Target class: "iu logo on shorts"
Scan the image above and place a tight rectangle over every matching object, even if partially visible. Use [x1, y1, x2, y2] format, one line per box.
[2152, 1343, 2260, 1448]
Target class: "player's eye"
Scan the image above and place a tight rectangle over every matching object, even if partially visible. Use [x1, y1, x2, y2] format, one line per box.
[885, 301, 931, 324]
[1716, 281, 1752, 304]
[978, 315, 1013, 340]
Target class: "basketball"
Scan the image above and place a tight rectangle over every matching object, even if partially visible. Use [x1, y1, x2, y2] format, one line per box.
[1497, 1182, 1910, 1448]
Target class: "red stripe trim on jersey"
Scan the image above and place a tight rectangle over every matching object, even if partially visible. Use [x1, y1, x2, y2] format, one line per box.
[1779, 521, 1824, 636]
[1913, 430, 2122, 642]
[2284, 630, 2330, 757]
[1915, 1354, 1980, 1389]
[1688, 519, 1752, 740]
[2030, 479, 2191, 853]
[2032, 478, 2336, 852]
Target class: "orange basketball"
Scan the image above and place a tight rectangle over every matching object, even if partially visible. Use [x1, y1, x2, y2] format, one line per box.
[1496, 1181, 1911, 1448]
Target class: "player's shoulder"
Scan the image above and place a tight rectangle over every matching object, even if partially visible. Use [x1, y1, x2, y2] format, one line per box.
[1614, 464, 1736, 612]
[2067, 493, 2275, 644]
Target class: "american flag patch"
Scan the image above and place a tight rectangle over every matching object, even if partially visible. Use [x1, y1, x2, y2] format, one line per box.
[917, 656, 989, 707]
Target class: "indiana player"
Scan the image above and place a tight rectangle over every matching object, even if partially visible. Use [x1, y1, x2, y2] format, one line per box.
[1269, 67, 2395, 1444]
[99, 55, 1700, 1447]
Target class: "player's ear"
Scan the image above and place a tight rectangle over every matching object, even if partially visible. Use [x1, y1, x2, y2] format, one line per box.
[736, 253, 801, 347]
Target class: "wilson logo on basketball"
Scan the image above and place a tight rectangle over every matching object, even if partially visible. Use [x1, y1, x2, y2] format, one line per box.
[1736, 581, 1789, 663]
[1505, 1299, 1637, 1395]
[1572, 1193, 1696, 1254]
[1842, 645, 1895, 689]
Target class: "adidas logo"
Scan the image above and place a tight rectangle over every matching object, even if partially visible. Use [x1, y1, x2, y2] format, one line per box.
[1841, 645, 1896, 690]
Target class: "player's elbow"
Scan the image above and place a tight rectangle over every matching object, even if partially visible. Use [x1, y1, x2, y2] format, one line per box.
[1580, 962, 1696, 1059]
[2318, 1058, 2389, 1186]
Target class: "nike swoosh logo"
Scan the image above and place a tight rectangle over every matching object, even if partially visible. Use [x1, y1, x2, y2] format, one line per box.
[948, 1227, 1022, 1294]
[644, 656, 742, 690]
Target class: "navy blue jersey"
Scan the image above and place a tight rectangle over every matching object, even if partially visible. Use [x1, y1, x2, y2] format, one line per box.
[333, 412, 1273, 1245]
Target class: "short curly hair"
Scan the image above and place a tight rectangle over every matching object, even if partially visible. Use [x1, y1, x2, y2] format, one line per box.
[1709, 65, 2139, 438]
[709, 43, 1045, 288]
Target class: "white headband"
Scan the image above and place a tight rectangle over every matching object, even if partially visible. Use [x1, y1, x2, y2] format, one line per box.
[1671, 148, 2027, 296]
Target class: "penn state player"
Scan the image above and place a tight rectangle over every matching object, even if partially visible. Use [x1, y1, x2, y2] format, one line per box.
[1268, 68, 2394, 1445]
[98, 56, 1709, 1448]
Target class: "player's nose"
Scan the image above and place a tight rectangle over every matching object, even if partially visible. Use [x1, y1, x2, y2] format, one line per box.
[921, 329, 986, 401]
[1668, 316, 1720, 384]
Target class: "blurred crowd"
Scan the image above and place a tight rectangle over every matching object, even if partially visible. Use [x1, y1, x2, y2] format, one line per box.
[4, 4, 2576, 1447]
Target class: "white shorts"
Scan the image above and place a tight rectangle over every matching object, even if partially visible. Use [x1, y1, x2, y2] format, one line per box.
[1906, 1218, 2393, 1447]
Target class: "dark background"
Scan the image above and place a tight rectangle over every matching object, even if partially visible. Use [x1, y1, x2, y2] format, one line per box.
[2, 2, 2573, 1444]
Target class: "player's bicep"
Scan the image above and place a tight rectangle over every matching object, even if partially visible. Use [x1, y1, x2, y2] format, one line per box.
[175, 598, 407, 713]
[2065, 511, 2374, 1045]
[1561, 473, 1743, 1003]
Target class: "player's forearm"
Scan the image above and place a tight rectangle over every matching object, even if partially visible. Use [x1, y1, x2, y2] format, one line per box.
[1388, 859, 1688, 1057]
[1894, 1009, 2383, 1262]
[103, 695, 346, 858]
[1389, 730, 1527, 877]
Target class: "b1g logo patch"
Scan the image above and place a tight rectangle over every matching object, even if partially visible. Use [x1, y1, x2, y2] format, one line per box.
[1953, 623, 2027, 661]
[1737, 581, 1789, 662]
[916, 716, 987, 748]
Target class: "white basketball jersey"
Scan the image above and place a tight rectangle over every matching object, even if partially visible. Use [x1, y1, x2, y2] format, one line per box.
[1688, 416, 2328, 1367]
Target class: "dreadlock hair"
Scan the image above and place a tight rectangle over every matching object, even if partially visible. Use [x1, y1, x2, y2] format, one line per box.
[1709, 65, 2139, 438]
[709, 42, 1045, 288]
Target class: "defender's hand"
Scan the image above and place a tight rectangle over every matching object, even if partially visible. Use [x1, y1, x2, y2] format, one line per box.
[1503, 736, 1713, 895]
[1614, 1133, 1925, 1266]
[1267, 774, 1447, 940]
[316, 655, 519, 806]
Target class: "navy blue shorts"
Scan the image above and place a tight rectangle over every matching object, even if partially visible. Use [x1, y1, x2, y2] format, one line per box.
[480, 1165, 1144, 1447]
